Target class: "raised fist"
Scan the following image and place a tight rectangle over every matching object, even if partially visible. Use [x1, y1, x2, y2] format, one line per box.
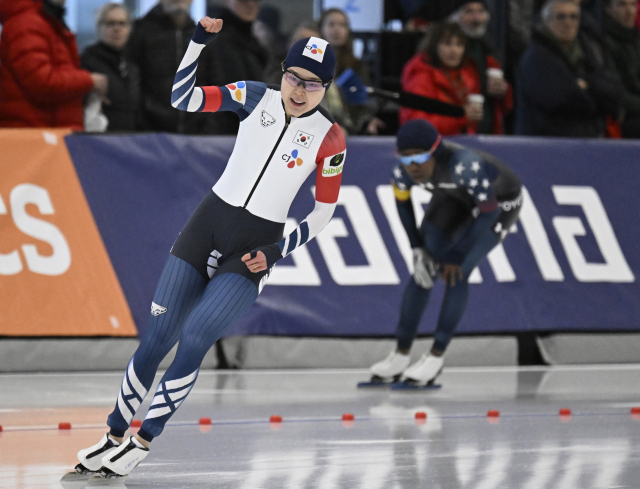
[200, 17, 223, 34]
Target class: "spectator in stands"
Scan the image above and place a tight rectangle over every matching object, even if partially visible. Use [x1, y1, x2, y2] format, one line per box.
[319, 8, 386, 135]
[0, 0, 108, 130]
[265, 21, 320, 85]
[81, 3, 140, 132]
[516, 0, 623, 137]
[128, 0, 217, 134]
[252, 5, 287, 60]
[449, 1, 512, 134]
[603, 0, 640, 138]
[290, 21, 321, 46]
[385, 0, 459, 27]
[400, 22, 510, 135]
[204, 0, 269, 134]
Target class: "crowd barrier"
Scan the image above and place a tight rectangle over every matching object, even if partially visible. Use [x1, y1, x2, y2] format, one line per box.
[1, 129, 637, 338]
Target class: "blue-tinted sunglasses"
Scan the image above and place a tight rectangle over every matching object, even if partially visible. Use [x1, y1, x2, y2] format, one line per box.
[397, 135, 442, 166]
[399, 152, 432, 166]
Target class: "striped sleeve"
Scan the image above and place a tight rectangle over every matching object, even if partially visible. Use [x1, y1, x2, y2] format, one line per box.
[171, 24, 267, 115]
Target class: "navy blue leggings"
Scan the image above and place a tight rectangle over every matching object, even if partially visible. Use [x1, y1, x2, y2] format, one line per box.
[107, 255, 257, 441]
[396, 218, 501, 353]
[107, 192, 282, 442]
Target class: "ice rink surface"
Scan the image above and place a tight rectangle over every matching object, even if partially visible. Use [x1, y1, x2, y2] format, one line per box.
[1, 365, 640, 488]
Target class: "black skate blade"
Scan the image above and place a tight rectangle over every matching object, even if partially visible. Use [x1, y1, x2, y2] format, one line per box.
[390, 380, 442, 390]
[357, 374, 401, 388]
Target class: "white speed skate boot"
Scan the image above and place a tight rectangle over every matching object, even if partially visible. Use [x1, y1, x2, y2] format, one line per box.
[359, 350, 411, 387]
[60, 433, 121, 481]
[401, 353, 444, 387]
[89, 436, 149, 484]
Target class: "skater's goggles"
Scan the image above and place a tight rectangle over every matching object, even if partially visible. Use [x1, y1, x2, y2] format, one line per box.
[282, 63, 330, 92]
[397, 135, 441, 165]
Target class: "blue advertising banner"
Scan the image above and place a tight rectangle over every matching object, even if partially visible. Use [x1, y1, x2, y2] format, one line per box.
[65, 134, 639, 338]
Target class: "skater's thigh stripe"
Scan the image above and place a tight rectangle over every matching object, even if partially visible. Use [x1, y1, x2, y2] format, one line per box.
[125, 376, 143, 403]
[127, 397, 141, 412]
[146, 406, 172, 419]
[150, 394, 167, 408]
[127, 360, 148, 398]
[168, 384, 193, 402]
[121, 395, 138, 417]
[165, 368, 198, 390]
[117, 393, 133, 423]
[122, 376, 133, 397]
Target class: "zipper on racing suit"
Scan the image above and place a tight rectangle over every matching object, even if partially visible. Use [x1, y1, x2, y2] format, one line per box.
[243, 120, 290, 208]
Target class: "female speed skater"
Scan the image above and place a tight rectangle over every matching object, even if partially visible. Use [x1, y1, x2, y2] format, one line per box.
[63, 16, 346, 482]
[367, 119, 522, 388]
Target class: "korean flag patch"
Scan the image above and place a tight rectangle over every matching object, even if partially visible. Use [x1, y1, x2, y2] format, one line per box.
[302, 37, 329, 63]
[293, 130, 314, 148]
[225, 81, 246, 104]
[322, 149, 346, 177]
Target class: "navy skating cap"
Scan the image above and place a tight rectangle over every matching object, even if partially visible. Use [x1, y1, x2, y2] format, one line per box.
[397, 119, 442, 152]
[284, 37, 336, 83]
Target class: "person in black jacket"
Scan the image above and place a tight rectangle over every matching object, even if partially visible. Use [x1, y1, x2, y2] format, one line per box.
[127, 0, 216, 134]
[449, 1, 512, 134]
[204, 0, 270, 134]
[81, 3, 140, 132]
[516, 0, 622, 137]
[603, 0, 640, 138]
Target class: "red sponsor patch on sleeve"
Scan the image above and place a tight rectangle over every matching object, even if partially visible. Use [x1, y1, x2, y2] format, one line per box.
[202, 86, 222, 112]
[316, 123, 346, 164]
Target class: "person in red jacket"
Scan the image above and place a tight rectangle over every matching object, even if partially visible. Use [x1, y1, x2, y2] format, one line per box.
[0, 0, 108, 130]
[399, 22, 512, 135]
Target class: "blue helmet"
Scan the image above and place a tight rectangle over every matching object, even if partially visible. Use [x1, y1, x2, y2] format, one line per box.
[284, 37, 336, 83]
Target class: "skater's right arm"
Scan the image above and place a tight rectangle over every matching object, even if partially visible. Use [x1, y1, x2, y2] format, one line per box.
[392, 165, 423, 248]
[170, 17, 266, 114]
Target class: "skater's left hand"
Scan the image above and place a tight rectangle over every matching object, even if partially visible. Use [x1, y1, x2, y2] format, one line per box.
[242, 251, 267, 273]
[439, 263, 463, 287]
[200, 16, 223, 33]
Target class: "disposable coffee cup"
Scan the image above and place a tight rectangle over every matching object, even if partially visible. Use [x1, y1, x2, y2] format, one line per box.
[468, 94, 485, 109]
[487, 68, 504, 80]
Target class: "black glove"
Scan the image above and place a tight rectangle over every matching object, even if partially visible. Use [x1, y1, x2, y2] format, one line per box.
[192, 23, 218, 45]
[250, 244, 282, 269]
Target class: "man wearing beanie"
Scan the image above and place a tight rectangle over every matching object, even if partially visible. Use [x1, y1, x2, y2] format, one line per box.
[367, 119, 522, 387]
[63, 16, 346, 482]
[449, 1, 512, 135]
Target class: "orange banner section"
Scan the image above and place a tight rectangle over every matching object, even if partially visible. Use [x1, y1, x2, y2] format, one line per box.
[0, 129, 137, 336]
